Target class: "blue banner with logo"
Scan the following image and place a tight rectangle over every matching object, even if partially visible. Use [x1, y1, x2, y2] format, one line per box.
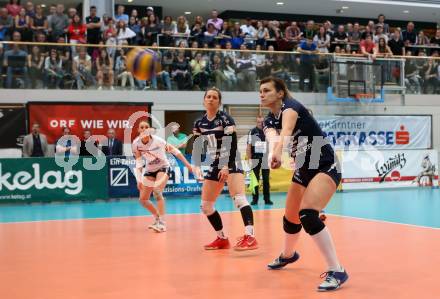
[107, 155, 225, 198]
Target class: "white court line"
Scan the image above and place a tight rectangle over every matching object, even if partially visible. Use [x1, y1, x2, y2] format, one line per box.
[0, 208, 439, 230]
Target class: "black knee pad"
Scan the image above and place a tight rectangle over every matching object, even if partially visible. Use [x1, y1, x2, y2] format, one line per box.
[283, 216, 302, 234]
[299, 209, 325, 235]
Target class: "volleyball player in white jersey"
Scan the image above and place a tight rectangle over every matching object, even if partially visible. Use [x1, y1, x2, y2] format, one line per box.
[132, 121, 197, 232]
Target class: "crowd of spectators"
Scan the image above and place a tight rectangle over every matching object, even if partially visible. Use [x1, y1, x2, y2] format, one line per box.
[0, 1, 439, 93]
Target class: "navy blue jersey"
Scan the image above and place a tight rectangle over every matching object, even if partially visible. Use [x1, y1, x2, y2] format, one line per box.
[193, 110, 238, 168]
[264, 98, 335, 168]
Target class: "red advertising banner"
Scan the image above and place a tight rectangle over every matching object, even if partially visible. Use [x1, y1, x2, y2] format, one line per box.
[28, 102, 151, 144]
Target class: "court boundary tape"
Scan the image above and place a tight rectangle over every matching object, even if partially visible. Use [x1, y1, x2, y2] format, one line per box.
[0, 208, 439, 230]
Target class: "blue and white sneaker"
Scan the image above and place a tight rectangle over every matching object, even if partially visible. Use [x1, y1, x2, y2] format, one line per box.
[317, 269, 349, 291]
[267, 252, 300, 270]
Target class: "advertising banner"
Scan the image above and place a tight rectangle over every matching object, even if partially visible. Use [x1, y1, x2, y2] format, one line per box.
[107, 155, 225, 198]
[317, 115, 431, 150]
[0, 157, 108, 202]
[0, 105, 27, 148]
[28, 102, 151, 144]
[341, 149, 439, 190]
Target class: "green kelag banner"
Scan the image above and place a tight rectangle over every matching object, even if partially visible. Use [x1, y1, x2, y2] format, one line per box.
[0, 157, 108, 202]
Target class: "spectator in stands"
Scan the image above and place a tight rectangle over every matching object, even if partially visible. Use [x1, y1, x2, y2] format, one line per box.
[374, 37, 393, 57]
[96, 48, 114, 90]
[115, 47, 134, 89]
[230, 21, 244, 49]
[4, 31, 28, 88]
[161, 16, 176, 46]
[27, 45, 43, 88]
[67, 14, 86, 56]
[25, 1, 34, 18]
[190, 16, 203, 43]
[55, 35, 71, 77]
[56, 126, 78, 157]
[149, 44, 171, 90]
[236, 44, 257, 91]
[102, 129, 122, 156]
[284, 21, 302, 49]
[314, 54, 330, 92]
[254, 44, 267, 78]
[23, 123, 48, 157]
[222, 55, 237, 90]
[128, 16, 141, 45]
[314, 26, 330, 53]
[203, 23, 217, 47]
[130, 9, 139, 23]
[190, 51, 209, 90]
[210, 53, 226, 89]
[297, 37, 318, 92]
[240, 18, 257, 47]
[174, 15, 190, 46]
[206, 9, 223, 35]
[377, 14, 389, 34]
[30, 5, 48, 37]
[166, 124, 188, 154]
[331, 25, 348, 51]
[35, 31, 48, 56]
[115, 5, 129, 24]
[48, 4, 68, 42]
[404, 51, 422, 94]
[349, 22, 361, 43]
[361, 23, 373, 40]
[15, 7, 32, 41]
[86, 6, 101, 48]
[423, 57, 439, 94]
[270, 53, 289, 81]
[0, 8, 14, 41]
[116, 19, 136, 45]
[431, 29, 440, 46]
[360, 34, 376, 59]
[143, 14, 161, 46]
[73, 46, 94, 89]
[303, 20, 316, 40]
[374, 24, 388, 44]
[255, 21, 269, 48]
[172, 50, 192, 90]
[67, 8, 77, 23]
[146, 7, 154, 18]
[44, 48, 63, 89]
[415, 30, 430, 46]
[46, 4, 56, 25]
[402, 22, 417, 46]
[6, 0, 22, 18]
[324, 20, 334, 37]
[388, 28, 405, 56]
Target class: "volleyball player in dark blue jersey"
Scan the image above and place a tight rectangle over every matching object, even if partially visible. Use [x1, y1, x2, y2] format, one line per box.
[260, 77, 348, 292]
[192, 87, 258, 251]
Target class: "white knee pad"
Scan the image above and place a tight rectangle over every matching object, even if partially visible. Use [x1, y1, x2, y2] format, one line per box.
[233, 194, 249, 209]
[201, 200, 215, 216]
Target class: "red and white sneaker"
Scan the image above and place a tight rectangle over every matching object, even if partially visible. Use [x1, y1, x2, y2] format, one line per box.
[204, 237, 231, 250]
[233, 235, 258, 251]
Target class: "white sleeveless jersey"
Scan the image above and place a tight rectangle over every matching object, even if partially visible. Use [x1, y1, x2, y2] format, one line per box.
[132, 135, 179, 172]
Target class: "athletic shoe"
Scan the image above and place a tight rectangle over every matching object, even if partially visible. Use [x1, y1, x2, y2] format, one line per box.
[204, 237, 231, 250]
[267, 252, 300, 270]
[148, 219, 159, 230]
[264, 200, 274, 205]
[317, 269, 349, 292]
[233, 235, 258, 251]
[250, 200, 258, 205]
[155, 221, 166, 233]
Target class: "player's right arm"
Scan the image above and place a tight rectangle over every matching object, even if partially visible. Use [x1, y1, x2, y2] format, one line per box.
[134, 149, 144, 190]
